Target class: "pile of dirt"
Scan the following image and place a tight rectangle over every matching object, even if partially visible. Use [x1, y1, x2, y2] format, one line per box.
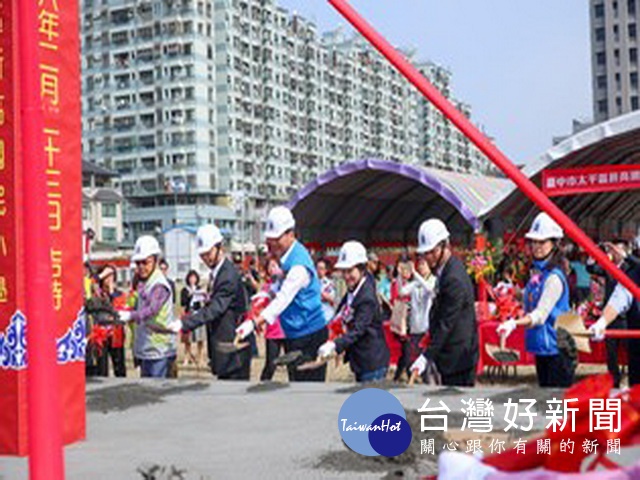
[137, 464, 187, 480]
[246, 381, 290, 393]
[489, 387, 564, 412]
[313, 409, 467, 478]
[334, 380, 409, 394]
[87, 382, 209, 414]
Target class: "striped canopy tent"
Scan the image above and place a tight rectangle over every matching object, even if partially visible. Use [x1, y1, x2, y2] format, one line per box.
[481, 111, 640, 240]
[286, 158, 511, 246]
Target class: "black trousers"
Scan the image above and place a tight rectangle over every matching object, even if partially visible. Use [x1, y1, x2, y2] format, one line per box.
[284, 327, 328, 382]
[441, 367, 475, 387]
[94, 339, 127, 378]
[212, 339, 252, 380]
[628, 338, 640, 386]
[393, 334, 411, 381]
[535, 352, 573, 387]
[606, 337, 627, 388]
[261, 338, 285, 381]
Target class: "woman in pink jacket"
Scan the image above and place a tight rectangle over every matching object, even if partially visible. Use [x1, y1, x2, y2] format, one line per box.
[260, 257, 286, 381]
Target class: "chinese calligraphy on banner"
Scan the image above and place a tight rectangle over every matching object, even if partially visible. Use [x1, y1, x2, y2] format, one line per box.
[0, 0, 85, 455]
[542, 164, 640, 197]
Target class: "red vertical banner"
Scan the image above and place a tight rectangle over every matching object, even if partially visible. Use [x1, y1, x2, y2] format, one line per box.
[0, 0, 85, 456]
[0, 0, 25, 456]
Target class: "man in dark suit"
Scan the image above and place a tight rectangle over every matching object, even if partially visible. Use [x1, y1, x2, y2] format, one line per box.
[410, 219, 479, 386]
[180, 224, 251, 380]
[587, 239, 629, 387]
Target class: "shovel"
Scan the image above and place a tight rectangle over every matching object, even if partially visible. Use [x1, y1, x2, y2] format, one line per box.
[485, 333, 520, 364]
[273, 350, 305, 367]
[295, 351, 343, 371]
[296, 356, 331, 371]
[555, 312, 640, 354]
[215, 334, 250, 354]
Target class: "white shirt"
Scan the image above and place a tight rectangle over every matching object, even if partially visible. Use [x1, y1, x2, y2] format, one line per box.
[400, 274, 436, 334]
[606, 283, 634, 316]
[209, 257, 225, 287]
[528, 274, 563, 326]
[261, 242, 311, 325]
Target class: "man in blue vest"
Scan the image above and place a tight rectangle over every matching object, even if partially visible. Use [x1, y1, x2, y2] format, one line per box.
[236, 206, 328, 381]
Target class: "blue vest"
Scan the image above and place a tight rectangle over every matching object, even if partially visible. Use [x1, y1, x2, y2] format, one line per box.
[280, 241, 326, 339]
[523, 263, 570, 356]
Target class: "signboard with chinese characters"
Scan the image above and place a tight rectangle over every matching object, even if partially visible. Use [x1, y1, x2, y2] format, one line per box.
[0, 0, 85, 455]
[542, 164, 640, 197]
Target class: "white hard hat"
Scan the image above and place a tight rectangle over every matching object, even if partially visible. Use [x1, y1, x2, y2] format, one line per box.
[265, 206, 295, 239]
[525, 212, 563, 241]
[417, 219, 450, 253]
[196, 224, 223, 255]
[335, 241, 368, 270]
[132, 235, 161, 262]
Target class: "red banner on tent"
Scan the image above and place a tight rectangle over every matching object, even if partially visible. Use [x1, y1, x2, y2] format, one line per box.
[542, 164, 640, 197]
[0, 0, 85, 456]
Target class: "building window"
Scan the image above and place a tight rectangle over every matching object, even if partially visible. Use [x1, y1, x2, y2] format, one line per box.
[632, 71, 638, 89]
[102, 227, 117, 242]
[630, 23, 637, 39]
[631, 47, 638, 64]
[595, 3, 605, 17]
[616, 72, 622, 90]
[630, 0, 636, 15]
[598, 99, 608, 114]
[597, 51, 607, 65]
[102, 203, 117, 218]
[595, 27, 605, 41]
[633, 96, 640, 110]
[614, 24, 620, 42]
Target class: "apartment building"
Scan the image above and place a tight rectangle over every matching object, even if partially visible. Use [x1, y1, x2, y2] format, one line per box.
[591, 0, 640, 122]
[81, 0, 491, 242]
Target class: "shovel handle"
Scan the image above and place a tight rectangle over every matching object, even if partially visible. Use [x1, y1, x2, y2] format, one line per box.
[574, 329, 640, 339]
[604, 329, 640, 339]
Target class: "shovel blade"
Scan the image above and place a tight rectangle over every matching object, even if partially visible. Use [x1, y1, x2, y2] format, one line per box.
[273, 350, 304, 367]
[216, 341, 249, 354]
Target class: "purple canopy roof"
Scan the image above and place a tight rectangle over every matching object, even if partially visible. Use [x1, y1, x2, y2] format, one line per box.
[286, 159, 508, 244]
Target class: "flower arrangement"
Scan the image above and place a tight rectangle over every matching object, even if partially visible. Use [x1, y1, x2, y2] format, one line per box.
[466, 247, 496, 283]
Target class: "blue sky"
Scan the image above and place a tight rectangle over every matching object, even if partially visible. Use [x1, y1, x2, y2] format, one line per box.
[278, 1, 592, 164]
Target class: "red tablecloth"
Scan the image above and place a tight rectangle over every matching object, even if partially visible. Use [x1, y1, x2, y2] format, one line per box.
[382, 320, 627, 373]
[479, 320, 628, 374]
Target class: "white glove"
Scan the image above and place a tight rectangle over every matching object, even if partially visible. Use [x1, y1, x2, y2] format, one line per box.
[165, 320, 183, 334]
[410, 354, 427, 376]
[589, 317, 607, 342]
[116, 310, 132, 323]
[235, 320, 255, 340]
[318, 341, 336, 359]
[497, 319, 517, 339]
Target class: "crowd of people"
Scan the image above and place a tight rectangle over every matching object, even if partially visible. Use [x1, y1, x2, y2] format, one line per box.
[83, 205, 640, 388]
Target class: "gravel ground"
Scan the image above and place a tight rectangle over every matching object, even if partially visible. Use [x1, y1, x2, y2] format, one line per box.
[0, 339, 625, 480]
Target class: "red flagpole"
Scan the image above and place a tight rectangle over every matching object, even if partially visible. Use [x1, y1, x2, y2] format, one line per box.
[17, 0, 65, 477]
[328, 0, 640, 301]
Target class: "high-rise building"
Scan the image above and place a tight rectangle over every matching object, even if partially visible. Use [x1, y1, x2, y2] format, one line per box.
[591, 0, 640, 123]
[81, 0, 491, 242]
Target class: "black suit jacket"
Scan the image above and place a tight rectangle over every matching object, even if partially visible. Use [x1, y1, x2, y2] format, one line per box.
[182, 259, 249, 377]
[424, 255, 478, 376]
[334, 274, 390, 375]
